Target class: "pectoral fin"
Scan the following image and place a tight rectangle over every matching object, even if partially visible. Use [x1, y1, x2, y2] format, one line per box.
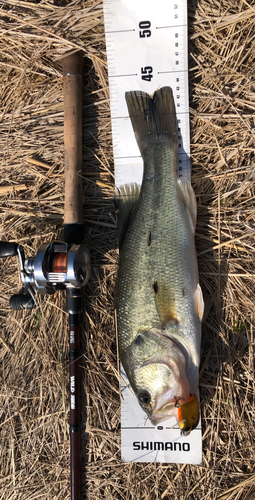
[154, 281, 178, 326]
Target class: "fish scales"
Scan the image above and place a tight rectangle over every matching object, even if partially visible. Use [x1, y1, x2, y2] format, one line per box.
[115, 87, 204, 431]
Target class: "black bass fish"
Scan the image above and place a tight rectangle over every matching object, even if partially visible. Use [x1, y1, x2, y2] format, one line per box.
[115, 87, 204, 435]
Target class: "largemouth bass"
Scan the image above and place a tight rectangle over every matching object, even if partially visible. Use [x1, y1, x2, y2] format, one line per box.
[115, 87, 204, 435]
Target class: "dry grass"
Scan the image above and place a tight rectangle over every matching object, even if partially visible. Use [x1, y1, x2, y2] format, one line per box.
[0, 0, 254, 499]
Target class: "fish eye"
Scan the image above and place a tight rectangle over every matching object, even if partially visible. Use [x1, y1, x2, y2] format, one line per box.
[138, 390, 151, 405]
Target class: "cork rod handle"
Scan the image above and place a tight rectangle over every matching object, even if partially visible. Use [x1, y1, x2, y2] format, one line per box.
[62, 52, 84, 225]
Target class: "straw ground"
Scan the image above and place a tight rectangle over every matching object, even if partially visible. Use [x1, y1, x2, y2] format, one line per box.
[0, 0, 254, 499]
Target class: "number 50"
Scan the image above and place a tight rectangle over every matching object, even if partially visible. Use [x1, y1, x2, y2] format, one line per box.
[139, 21, 151, 38]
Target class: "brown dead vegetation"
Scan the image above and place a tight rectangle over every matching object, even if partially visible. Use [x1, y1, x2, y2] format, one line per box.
[0, 0, 254, 499]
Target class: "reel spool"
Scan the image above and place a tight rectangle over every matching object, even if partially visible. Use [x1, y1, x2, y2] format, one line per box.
[0, 240, 90, 309]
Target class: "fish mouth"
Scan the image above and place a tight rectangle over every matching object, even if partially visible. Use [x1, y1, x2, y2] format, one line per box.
[150, 384, 190, 425]
[151, 402, 178, 425]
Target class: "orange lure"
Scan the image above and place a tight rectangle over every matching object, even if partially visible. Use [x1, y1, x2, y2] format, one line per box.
[177, 395, 199, 436]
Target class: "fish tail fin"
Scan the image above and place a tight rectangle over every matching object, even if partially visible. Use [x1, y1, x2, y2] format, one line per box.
[125, 87, 178, 155]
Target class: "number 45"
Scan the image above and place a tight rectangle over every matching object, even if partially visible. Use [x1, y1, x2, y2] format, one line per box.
[141, 66, 153, 82]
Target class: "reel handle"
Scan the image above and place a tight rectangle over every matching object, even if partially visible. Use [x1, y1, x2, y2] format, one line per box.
[0, 241, 18, 258]
[10, 294, 34, 310]
[62, 52, 84, 227]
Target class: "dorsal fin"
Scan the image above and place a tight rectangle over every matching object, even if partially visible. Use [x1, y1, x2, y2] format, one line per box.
[177, 177, 197, 234]
[115, 183, 140, 249]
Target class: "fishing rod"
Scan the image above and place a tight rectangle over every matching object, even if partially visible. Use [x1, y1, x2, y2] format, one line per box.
[0, 51, 90, 500]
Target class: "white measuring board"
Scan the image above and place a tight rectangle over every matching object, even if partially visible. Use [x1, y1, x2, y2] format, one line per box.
[103, 0, 202, 464]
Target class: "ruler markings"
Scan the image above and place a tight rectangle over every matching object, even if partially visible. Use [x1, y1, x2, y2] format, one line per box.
[157, 70, 188, 74]
[115, 156, 140, 159]
[110, 73, 138, 78]
[122, 427, 156, 430]
[156, 24, 188, 29]
[111, 116, 130, 120]
[105, 29, 136, 33]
